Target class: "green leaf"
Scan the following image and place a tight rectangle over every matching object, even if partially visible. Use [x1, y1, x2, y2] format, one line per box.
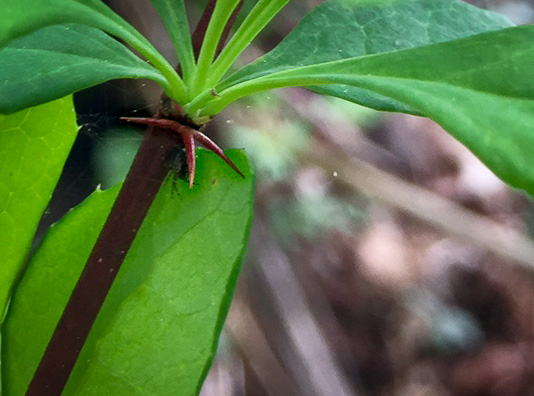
[148, 0, 196, 83]
[204, 26, 534, 197]
[1, 0, 132, 48]
[1, 0, 187, 102]
[207, 0, 292, 87]
[2, 150, 255, 396]
[0, 24, 168, 114]
[0, 96, 78, 318]
[193, 0, 242, 95]
[218, 0, 513, 114]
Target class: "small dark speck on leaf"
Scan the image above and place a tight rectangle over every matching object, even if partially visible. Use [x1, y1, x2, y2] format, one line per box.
[211, 179, 217, 185]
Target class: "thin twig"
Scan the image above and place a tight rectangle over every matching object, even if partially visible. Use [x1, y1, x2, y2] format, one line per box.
[305, 141, 534, 272]
[226, 296, 301, 396]
[248, 221, 359, 396]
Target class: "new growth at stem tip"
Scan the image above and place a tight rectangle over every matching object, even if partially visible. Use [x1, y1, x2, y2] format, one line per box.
[121, 117, 244, 188]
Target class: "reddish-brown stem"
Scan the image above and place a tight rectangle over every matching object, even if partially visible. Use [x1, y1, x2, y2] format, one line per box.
[217, 1, 244, 56]
[192, 0, 244, 59]
[27, 1, 240, 392]
[26, 126, 182, 396]
[192, 0, 216, 59]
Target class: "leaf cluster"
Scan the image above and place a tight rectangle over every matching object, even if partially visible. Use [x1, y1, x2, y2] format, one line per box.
[1, 0, 534, 394]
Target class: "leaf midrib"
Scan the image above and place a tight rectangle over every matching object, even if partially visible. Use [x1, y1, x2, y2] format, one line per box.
[2, 48, 160, 81]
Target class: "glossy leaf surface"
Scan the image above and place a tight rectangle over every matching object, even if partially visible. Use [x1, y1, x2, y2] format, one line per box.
[0, 0, 151, 62]
[221, 0, 513, 113]
[0, 97, 78, 318]
[206, 26, 534, 197]
[1, 0, 186, 103]
[207, 0, 292, 87]
[0, 24, 167, 114]
[2, 150, 254, 396]
[1, 0, 151, 54]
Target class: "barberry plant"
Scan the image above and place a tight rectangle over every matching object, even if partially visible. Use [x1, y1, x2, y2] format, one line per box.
[1, 0, 533, 394]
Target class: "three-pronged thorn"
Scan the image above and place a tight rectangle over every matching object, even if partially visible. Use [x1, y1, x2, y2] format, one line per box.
[121, 117, 244, 188]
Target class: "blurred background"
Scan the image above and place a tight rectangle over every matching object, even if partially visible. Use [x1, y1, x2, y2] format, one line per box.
[40, 0, 534, 394]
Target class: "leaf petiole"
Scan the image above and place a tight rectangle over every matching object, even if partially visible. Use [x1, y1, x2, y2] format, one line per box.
[206, 0, 292, 87]
[147, 0, 196, 86]
[76, 0, 190, 101]
[191, 0, 242, 96]
[118, 31, 188, 102]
